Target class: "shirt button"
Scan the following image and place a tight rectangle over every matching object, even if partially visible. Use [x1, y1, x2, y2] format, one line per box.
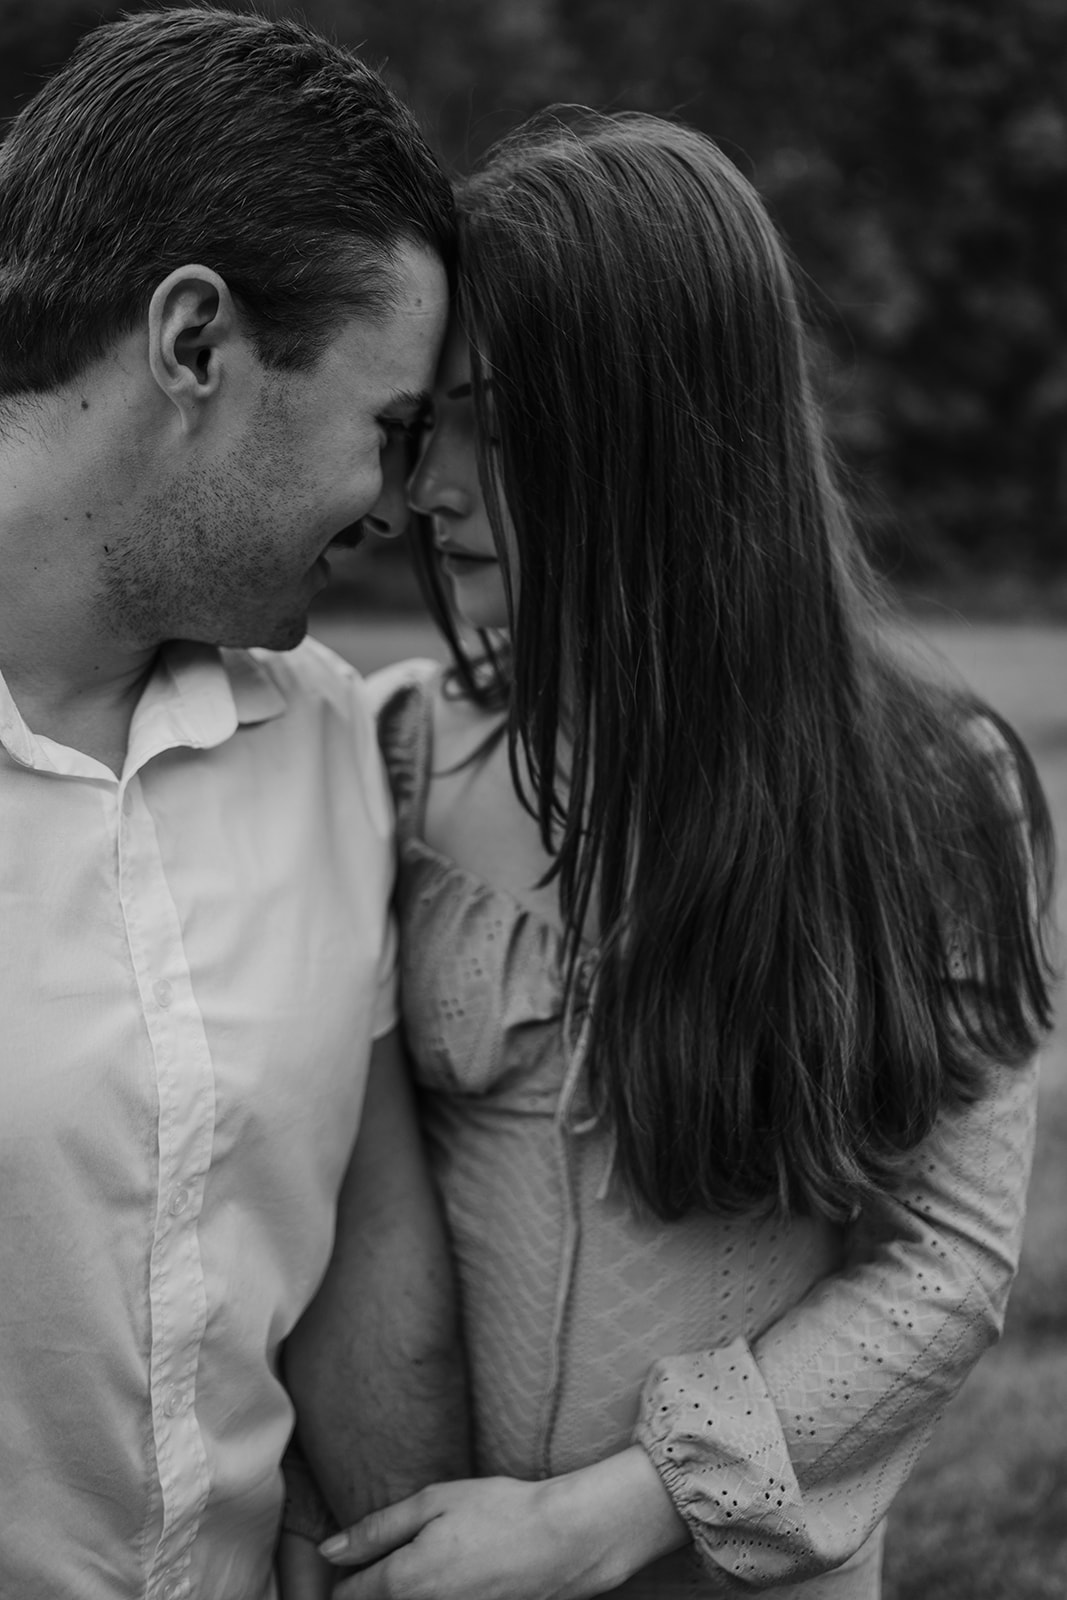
[168, 1186, 189, 1217]
[153, 979, 173, 1008]
[163, 1386, 186, 1418]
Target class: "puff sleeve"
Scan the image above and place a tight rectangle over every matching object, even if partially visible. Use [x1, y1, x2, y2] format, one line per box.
[633, 1055, 1038, 1589]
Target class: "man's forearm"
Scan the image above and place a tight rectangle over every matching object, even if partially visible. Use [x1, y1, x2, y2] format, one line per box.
[288, 1240, 468, 1520]
[285, 1029, 469, 1524]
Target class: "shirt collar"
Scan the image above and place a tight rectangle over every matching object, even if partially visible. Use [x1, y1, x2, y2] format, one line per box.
[0, 672, 38, 770]
[125, 643, 288, 775]
[0, 642, 288, 779]
[157, 642, 288, 737]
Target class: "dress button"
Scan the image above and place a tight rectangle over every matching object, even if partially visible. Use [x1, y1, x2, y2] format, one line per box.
[153, 979, 173, 1008]
[168, 1186, 189, 1217]
[163, 1386, 185, 1418]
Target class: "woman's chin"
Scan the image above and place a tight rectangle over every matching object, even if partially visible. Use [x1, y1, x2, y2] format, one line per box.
[448, 580, 510, 634]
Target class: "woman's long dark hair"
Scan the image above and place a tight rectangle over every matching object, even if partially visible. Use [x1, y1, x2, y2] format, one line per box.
[454, 111, 1057, 1221]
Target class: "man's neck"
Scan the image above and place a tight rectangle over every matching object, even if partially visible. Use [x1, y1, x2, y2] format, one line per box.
[0, 431, 158, 775]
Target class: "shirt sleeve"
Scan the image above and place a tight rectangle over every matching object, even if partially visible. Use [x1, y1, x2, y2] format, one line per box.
[633, 1053, 1039, 1590]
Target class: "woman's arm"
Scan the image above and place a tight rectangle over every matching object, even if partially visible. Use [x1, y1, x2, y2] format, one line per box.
[318, 1052, 1038, 1598]
[633, 1053, 1039, 1588]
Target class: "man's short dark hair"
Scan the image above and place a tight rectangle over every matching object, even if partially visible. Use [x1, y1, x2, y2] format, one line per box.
[0, 6, 455, 398]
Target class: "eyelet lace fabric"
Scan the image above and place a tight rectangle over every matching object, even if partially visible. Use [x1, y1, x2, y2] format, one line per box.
[370, 662, 1039, 1599]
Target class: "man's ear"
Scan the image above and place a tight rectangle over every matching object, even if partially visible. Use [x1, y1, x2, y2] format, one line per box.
[147, 265, 241, 429]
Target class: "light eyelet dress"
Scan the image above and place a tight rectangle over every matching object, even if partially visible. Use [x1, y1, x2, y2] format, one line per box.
[372, 661, 1038, 1599]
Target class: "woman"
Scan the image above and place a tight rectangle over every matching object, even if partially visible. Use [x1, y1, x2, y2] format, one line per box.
[299, 112, 1056, 1599]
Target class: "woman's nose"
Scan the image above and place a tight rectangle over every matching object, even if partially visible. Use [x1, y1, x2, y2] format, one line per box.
[407, 436, 472, 521]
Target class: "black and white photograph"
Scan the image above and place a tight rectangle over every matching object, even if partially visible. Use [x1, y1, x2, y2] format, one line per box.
[1, 4, 1064, 1598]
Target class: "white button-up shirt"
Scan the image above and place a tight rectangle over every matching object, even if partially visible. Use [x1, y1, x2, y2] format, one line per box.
[0, 637, 397, 1600]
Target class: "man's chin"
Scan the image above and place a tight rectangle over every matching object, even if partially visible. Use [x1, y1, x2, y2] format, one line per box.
[249, 614, 311, 653]
[205, 610, 311, 654]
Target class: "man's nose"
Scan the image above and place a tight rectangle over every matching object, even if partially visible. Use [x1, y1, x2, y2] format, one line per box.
[364, 432, 413, 540]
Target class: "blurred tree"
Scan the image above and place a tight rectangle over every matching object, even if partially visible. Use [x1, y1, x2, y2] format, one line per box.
[759, 0, 1067, 576]
[1, 0, 1064, 584]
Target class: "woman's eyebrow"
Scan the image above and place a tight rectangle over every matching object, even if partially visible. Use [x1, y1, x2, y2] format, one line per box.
[446, 381, 473, 400]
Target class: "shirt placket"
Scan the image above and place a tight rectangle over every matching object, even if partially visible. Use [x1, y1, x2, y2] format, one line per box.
[118, 770, 216, 1600]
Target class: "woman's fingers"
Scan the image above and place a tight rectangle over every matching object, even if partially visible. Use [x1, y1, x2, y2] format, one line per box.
[319, 1491, 440, 1568]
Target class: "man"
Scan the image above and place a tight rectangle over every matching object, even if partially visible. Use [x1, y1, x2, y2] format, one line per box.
[0, 10, 460, 1598]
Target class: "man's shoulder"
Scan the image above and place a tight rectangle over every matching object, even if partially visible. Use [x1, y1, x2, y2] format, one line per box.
[227, 636, 370, 719]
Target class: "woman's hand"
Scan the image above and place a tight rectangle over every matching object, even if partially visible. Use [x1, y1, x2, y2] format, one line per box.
[318, 1445, 689, 1600]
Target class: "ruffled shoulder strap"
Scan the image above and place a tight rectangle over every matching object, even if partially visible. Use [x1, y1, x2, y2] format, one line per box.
[368, 657, 440, 841]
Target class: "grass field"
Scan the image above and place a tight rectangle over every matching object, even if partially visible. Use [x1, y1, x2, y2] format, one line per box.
[312, 607, 1067, 1599]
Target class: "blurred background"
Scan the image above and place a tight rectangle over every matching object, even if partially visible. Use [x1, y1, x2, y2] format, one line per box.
[4, 2, 1065, 1595]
